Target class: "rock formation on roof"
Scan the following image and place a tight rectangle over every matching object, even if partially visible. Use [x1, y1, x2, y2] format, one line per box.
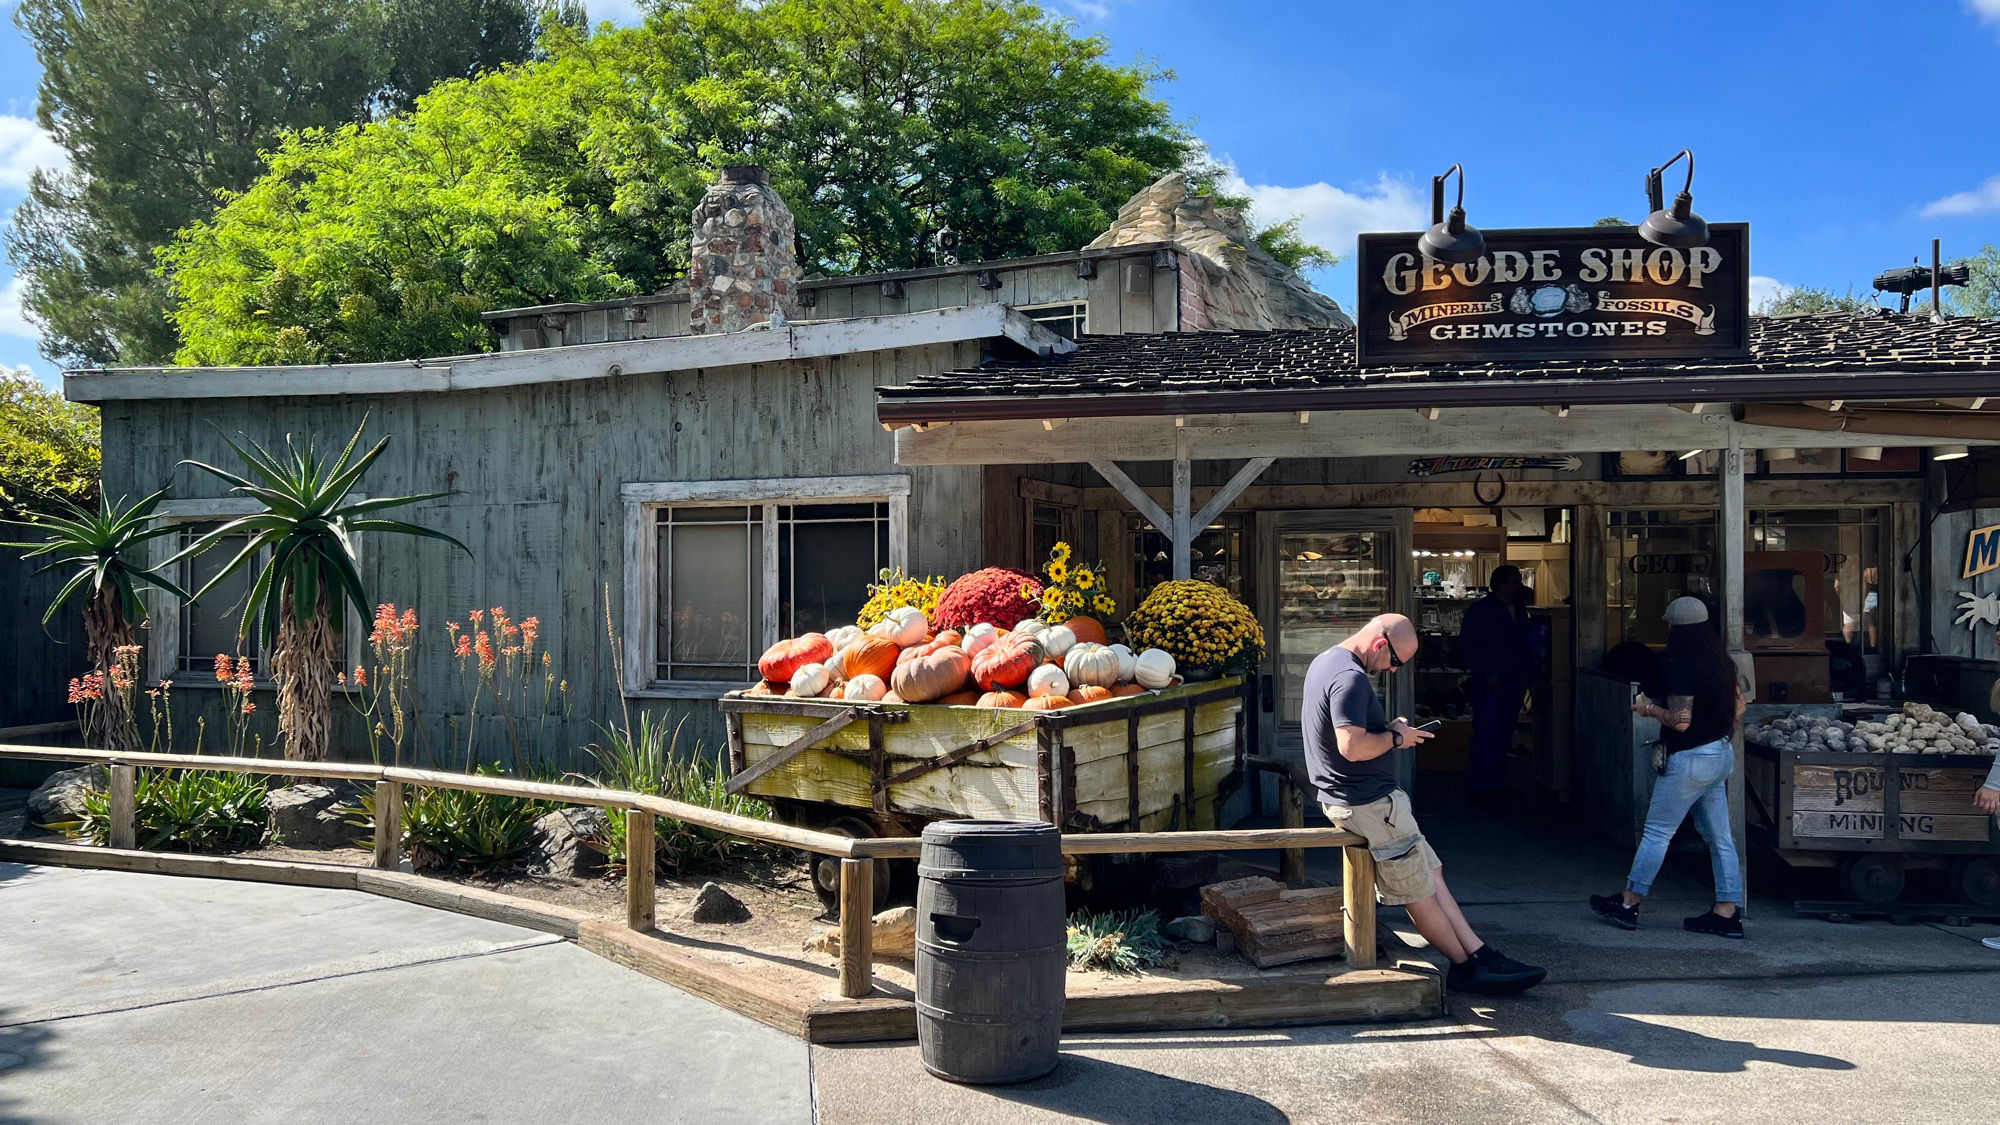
[1086, 172, 1351, 331]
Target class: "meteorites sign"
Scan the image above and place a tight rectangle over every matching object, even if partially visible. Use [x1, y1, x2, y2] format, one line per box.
[1355, 224, 1749, 366]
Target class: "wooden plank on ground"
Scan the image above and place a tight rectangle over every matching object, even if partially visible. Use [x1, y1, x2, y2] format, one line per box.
[1062, 966, 1442, 1031]
[577, 920, 810, 1039]
[354, 870, 588, 939]
[0, 839, 362, 890]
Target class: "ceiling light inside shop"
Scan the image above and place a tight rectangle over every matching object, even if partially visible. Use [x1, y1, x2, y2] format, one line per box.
[1934, 445, 1971, 461]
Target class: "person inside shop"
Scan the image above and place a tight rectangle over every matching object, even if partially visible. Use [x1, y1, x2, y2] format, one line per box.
[1305, 614, 1548, 995]
[1590, 597, 1747, 938]
[1459, 564, 1534, 805]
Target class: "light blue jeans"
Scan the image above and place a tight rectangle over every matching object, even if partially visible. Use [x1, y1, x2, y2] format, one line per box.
[1626, 738, 1744, 903]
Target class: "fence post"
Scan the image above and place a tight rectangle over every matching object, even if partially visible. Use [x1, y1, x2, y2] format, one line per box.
[108, 762, 136, 850]
[626, 809, 655, 932]
[372, 780, 403, 870]
[1342, 845, 1378, 968]
[837, 857, 874, 998]
[1279, 778, 1307, 886]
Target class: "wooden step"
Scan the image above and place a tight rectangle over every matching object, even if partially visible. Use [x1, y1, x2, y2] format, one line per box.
[1201, 876, 1346, 968]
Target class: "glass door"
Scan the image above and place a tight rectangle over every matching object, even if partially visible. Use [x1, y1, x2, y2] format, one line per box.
[1259, 511, 1412, 785]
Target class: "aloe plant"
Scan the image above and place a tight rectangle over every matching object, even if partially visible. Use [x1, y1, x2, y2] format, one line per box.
[3, 488, 188, 753]
[177, 420, 466, 761]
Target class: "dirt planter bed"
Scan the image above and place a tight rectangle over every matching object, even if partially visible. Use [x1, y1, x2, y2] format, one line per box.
[0, 837, 1442, 1042]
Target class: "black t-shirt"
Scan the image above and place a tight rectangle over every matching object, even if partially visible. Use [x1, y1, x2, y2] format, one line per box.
[1658, 654, 1736, 752]
[1303, 647, 1396, 807]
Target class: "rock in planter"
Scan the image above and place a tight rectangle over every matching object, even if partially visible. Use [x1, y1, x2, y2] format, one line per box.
[1164, 915, 1216, 944]
[687, 881, 752, 924]
[265, 784, 358, 849]
[28, 765, 106, 826]
[529, 807, 607, 877]
[803, 906, 917, 961]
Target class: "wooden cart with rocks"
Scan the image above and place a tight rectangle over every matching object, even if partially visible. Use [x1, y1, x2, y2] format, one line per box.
[720, 677, 1246, 906]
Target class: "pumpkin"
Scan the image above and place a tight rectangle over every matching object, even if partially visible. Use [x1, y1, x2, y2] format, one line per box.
[865, 619, 899, 640]
[1064, 644, 1122, 688]
[1064, 615, 1109, 646]
[962, 623, 1000, 658]
[1068, 685, 1115, 705]
[786, 662, 833, 698]
[1134, 648, 1177, 689]
[759, 633, 833, 684]
[1021, 694, 1069, 711]
[1012, 617, 1049, 639]
[885, 606, 930, 647]
[1108, 643, 1137, 683]
[892, 645, 973, 703]
[882, 691, 906, 704]
[1040, 624, 1077, 661]
[976, 690, 1027, 708]
[825, 625, 863, 651]
[895, 636, 957, 668]
[1111, 683, 1148, 697]
[937, 689, 982, 706]
[743, 681, 775, 696]
[841, 674, 888, 702]
[934, 629, 963, 648]
[1026, 664, 1070, 699]
[841, 637, 901, 682]
[972, 633, 1044, 690]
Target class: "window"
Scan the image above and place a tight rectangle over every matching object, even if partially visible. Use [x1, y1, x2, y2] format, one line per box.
[1017, 302, 1088, 341]
[1127, 515, 1246, 606]
[1749, 508, 1887, 656]
[623, 477, 909, 693]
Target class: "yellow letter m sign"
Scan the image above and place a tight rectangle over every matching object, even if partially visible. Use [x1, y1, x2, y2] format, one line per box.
[1966, 523, 2000, 580]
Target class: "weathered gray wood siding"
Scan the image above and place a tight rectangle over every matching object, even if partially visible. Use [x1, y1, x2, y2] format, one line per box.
[1, 546, 93, 729]
[96, 342, 986, 771]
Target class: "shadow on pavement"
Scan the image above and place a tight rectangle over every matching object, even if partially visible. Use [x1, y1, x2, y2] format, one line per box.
[965, 1052, 1289, 1123]
[0, 1008, 57, 1125]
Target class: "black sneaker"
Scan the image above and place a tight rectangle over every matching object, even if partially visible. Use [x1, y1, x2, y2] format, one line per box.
[1684, 909, 1745, 939]
[1590, 893, 1639, 930]
[1446, 945, 1547, 996]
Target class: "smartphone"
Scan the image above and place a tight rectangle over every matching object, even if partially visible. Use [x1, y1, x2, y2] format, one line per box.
[1413, 720, 1442, 733]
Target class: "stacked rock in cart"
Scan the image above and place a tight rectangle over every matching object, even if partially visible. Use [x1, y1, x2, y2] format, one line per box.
[1748, 702, 2000, 755]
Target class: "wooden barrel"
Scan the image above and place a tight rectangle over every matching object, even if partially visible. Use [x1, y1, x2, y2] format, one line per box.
[915, 819, 1066, 1084]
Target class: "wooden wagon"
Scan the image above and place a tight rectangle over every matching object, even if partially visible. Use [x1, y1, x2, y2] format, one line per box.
[720, 678, 1247, 906]
[1745, 743, 1999, 910]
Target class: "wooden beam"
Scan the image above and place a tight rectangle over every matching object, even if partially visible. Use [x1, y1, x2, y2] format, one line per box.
[108, 763, 135, 851]
[627, 810, 656, 931]
[1088, 459, 1173, 534]
[373, 780, 403, 870]
[1189, 457, 1276, 531]
[1718, 445, 1751, 901]
[838, 859, 875, 998]
[725, 707, 863, 795]
[1171, 455, 1193, 580]
[1341, 847, 1378, 969]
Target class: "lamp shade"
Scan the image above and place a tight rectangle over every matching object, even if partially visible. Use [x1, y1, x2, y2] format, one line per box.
[1419, 209, 1486, 264]
[1933, 444, 1971, 461]
[1639, 199, 1709, 248]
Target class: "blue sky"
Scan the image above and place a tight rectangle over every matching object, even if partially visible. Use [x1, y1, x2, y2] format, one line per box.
[4, 0, 1999, 387]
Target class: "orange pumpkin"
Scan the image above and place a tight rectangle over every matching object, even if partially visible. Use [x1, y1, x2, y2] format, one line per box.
[934, 629, 963, 648]
[743, 681, 776, 696]
[976, 690, 1028, 708]
[1111, 683, 1148, 697]
[758, 633, 832, 684]
[841, 636, 901, 682]
[892, 645, 973, 703]
[1021, 694, 1069, 711]
[937, 689, 982, 706]
[972, 634, 1044, 690]
[1067, 685, 1114, 705]
[1064, 616, 1109, 646]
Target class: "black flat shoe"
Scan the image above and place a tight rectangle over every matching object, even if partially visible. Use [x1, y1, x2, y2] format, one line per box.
[1590, 893, 1639, 930]
[1446, 945, 1548, 996]
[1684, 909, 1745, 939]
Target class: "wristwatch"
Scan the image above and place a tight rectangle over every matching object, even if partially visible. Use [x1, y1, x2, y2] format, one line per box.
[1389, 727, 1403, 750]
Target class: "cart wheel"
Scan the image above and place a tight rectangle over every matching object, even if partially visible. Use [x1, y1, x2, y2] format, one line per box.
[805, 815, 894, 916]
[1950, 856, 1999, 908]
[1840, 854, 1905, 906]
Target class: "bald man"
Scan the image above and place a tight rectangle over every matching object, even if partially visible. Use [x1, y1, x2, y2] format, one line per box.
[1304, 614, 1546, 996]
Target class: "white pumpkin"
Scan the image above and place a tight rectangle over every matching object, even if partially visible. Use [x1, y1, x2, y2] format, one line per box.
[1108, 643, 1137, 683]
[1041, 623, 1076, 661]
[1026, 663, 1071, 699]
[825, 624, 863, 651]
[1064, 643, 1121, 688]
[1133, 648, 1176, 690]
[787, 662, 834, 697]
[961, 622, 1000, 657]
[885, 605, 929, 647]
[1012, 617, 1049, 639]
[865, 618, 899, 640]
[841, 674, 888, 702]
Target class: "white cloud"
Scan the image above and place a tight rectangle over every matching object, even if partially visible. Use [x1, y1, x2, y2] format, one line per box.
[1919, 173, 2000, 219]
[1970, 0, 2000, 26]
[0, 115, 65, 193]
[1218, 167, 1428, 261]
[1749, 276, 1789, 311]
[583, 0, 650, 26]
[0, 274, 40, 341]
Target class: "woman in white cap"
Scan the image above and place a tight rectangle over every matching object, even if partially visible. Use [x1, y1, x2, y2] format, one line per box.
[1591, 596, 1747, 937]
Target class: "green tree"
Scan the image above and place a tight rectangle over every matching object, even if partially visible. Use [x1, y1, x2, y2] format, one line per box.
[1593, 216, 1630, 227]
[0, 369, 100, 517]
[1912, 244, 2000, 320]
[7, 0, 545, 369]
[164, 0, 1272, 365]
[1758, 285, 1882, 316]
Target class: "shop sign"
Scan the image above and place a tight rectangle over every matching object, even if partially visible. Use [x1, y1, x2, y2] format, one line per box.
[1626, 553, 1712, 576]
[1407, 454, 1582, 476]
[1355, 224, 1750, 366]
[1962, 522, 2000, 580]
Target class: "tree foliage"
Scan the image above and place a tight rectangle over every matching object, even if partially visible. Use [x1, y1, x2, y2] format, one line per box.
[0, 369, 101, 517]
[6, 0, 545, 368]
[164, 0, 1265, 366]
[1757, 285, 1882, 316]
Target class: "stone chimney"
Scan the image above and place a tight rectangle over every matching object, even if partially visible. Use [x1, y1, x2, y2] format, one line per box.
[688, 164, 803, 334]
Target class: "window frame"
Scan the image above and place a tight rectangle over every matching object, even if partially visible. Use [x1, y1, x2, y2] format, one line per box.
[621, 476, 910, 699]
[1015, 301, 1089, 340]
[147, 498, 365, 689]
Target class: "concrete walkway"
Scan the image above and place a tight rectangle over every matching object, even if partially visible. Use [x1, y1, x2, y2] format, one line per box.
[0, 862, 811, 1124]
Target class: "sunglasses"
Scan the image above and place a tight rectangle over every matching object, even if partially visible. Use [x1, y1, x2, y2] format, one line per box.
[1385, 636, 1408, 670]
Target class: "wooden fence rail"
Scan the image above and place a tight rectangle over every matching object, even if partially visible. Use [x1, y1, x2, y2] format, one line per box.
[0, 742, 1378, 997]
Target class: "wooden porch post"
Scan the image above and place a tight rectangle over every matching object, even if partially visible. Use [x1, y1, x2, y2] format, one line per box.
[108, 762, 135, 851]
[1171, 454, 1192, 580]
[1718, 446, 1750, 893]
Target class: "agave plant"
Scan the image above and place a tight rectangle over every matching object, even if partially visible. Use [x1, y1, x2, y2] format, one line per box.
[3, 488, 188, 753]
[177, 421, 466, 762]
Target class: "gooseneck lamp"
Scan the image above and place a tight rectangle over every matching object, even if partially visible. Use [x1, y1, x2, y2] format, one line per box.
[1640, 149, 1709, 248]
[1418, 163, 1485, 264]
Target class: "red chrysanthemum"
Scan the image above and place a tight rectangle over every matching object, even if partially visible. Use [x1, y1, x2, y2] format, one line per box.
[931, 567, 1045, 630]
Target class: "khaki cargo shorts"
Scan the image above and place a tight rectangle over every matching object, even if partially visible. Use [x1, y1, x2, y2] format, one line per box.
[1320, 789, 1442, 906]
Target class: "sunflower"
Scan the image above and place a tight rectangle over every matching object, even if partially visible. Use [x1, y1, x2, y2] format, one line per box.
[1094, 594, 1115, 615]
[1074, 567, 1096, 591]
[1046, 558, 1068, 585]
[1050, 541, 1072, 565]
